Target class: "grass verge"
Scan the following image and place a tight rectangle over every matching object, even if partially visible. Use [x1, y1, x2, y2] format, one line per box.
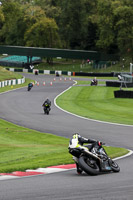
[0, 119, 128, 173]
[56, 85, 133, 125]
[0, 66, 22, 81]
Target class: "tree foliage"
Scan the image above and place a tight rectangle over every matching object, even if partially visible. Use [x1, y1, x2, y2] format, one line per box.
[0, 1, 26, 45]
[113, 2, 133, 59]
[0, 0, 132, 61]
[24, 17, 61, 48]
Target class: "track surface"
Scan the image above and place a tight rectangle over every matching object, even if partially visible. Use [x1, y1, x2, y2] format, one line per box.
[0, 73, 133, 200]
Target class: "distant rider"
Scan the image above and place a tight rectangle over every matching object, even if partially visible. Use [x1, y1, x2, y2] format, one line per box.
[42, 98, 51, 111]
[69, 133, 102, 174]
[28, 82, 34, 91]
[91, 77, 98, 86]
[28, 82, 33, 88]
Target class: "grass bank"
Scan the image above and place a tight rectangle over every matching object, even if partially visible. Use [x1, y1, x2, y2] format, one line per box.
[0, 66, 35, 93]
[0, 66, 22, 81]
[56, 85, 133, 125]
[75, 78, 116, 85]
[0, 119, 128, 173]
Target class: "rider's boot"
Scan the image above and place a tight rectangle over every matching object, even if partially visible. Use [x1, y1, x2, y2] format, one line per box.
[72, 156, 83, 174]
[76, 163, 83, 175]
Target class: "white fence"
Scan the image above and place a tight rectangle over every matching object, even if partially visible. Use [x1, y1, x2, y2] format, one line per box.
[0, 77, 25, 88]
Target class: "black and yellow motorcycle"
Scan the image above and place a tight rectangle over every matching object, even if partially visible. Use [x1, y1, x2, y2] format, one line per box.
[69, 142, 120, 175]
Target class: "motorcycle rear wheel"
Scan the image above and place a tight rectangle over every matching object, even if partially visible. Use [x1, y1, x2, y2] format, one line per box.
[44, 109, 49, 115]
[78, 156, 100, 175]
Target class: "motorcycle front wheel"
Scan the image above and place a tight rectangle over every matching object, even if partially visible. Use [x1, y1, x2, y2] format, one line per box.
[110, 160, 120, 172]
[46, 110, 49, 115]
[78, 156, 100, 175]
[27, 87, 31, 91]
[44, 108, 49, 115]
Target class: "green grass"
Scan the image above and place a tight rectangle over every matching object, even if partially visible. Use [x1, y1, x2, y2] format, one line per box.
[0, 119, 72, 172]
[76, 80, 105, 85]
[0, 119, 128, 173]
[0, 66, 22, 81]
[56, 85, 133, 125]
[104, 146, 128, 159]
[73, 77, 118, 86]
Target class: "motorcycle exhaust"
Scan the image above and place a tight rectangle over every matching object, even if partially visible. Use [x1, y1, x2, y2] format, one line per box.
[83, 149, 101, 162]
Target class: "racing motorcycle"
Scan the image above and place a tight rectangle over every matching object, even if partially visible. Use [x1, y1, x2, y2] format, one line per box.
[42, 103, 51, 115]
[90, 79, 98, 86]
[27, 83, 33, 91]
[68, 142, 120, 175]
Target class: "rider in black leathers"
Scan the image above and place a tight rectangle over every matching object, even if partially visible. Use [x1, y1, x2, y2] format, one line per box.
[69, 133, 102, 174]
[28, 82, 33, 91]
[42, 98, 51, 112]
[91, 77, 98, 86]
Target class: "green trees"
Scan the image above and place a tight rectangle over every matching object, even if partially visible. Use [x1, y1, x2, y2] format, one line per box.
[95, 0, 116, 52]
[0, 1, 61, 48]
[57, 0, 88, 49]
[0, 6, 4, 29]
[113, 1, 133, 61]
[95, 0, 133, 60]
[24, 17, 61, 48]
[0, 1, 25, 45]
[0, 0, 132, 61]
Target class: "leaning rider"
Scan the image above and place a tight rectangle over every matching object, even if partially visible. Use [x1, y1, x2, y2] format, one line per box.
[69, 133, 102, 174]
[28, 82, 34, 90]
[28, 82, 33, 88]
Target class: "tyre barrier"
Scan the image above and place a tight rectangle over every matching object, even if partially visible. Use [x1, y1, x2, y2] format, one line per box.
[106, 81, 133, 88]
[114, 90, 133, 98]
[75, 72, 115, 77]
[7, 68, 72, 76]
[6, 68, 119, 77]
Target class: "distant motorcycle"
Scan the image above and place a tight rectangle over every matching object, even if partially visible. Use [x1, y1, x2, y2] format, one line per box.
[69, 142, 120, 175]
[27, 83, 33, 91]
[42, 103, 51, 115]
[56, 72, 59, 77]
[35, 70, 38, 75]
[91, 79, 98, 86]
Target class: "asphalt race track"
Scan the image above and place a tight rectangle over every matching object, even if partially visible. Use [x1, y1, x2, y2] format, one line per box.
[0, 73, 133, 200]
